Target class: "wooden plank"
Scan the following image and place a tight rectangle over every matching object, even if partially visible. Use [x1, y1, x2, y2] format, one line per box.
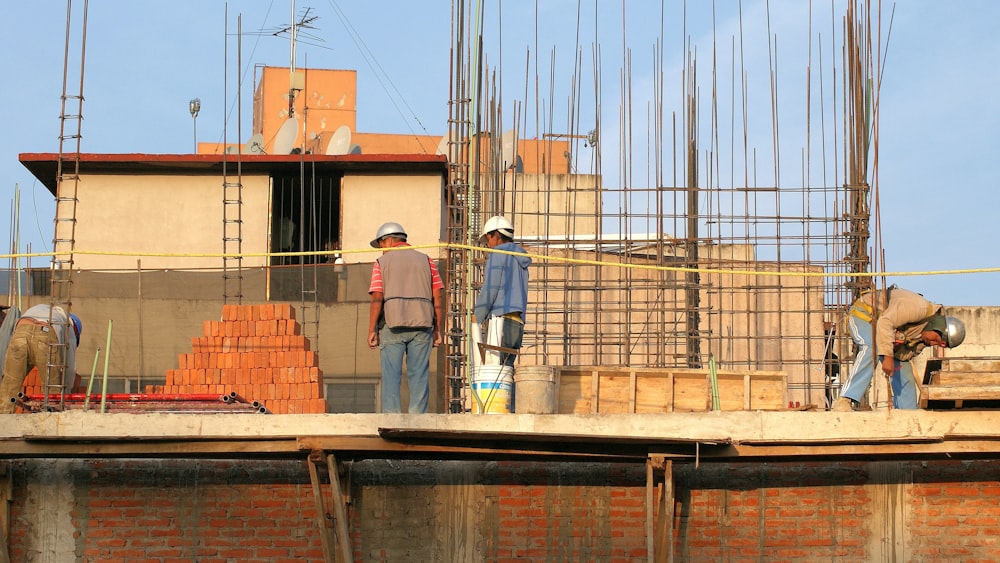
[709, 440, 1000, 460]
[629, 369, 637, 413]
[672, 372, 710, 412]
[555, 368, 590, 414]
[636, 372, 671, 413]
[590, 369, 601, 414]
[924, 385, 1000, 402]
[942, 360, 1000, 373]
[749, 374, 788, 411]
[743, 375, 751, 411]
[665, 371, 674, 413]
[596, 374, 636, 413]
[934, 372, 1000, 386]
[303, 436, 653, 461]
[556, 366, 788, 413]
[0, 439, 301, 457]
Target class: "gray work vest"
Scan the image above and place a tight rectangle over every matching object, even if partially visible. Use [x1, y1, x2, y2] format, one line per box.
[378, 249, 434, 329]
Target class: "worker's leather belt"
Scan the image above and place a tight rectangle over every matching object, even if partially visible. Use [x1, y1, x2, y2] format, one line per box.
[17, 317, 51, 330]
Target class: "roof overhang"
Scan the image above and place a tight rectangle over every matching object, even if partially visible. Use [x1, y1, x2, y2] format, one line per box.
[19, 152, 449, 194]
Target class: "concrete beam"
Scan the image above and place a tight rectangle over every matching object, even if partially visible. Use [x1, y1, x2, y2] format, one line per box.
[1, 410, 999, 461]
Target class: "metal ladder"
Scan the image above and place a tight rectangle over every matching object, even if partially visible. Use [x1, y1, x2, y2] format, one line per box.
[443, 110, 476, 412]
[443, 0, 480, 413]
[222, 12, 244, 305]
[46, 0, 90, 410]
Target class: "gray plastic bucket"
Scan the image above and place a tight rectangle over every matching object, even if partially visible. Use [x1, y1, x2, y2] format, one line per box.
[513, 366, 558, 414]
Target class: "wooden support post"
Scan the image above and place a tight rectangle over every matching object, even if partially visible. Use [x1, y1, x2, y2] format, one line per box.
[647, 456, 674, 563]
[0, 462, 10, 563]
[646, 459, 654, 563]
[325, 454, 353, 563]
[307, 451, 335, 563]
[660, 460, 674, 563]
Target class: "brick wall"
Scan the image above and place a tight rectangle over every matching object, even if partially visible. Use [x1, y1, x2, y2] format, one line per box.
[5, 458, 1000, 561]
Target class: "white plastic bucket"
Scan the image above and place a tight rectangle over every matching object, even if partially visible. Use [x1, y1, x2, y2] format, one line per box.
[513, 366, 558, 414]
[471, 365, 514, 414]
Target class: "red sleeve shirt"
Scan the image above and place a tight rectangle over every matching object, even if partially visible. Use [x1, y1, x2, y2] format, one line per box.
[368, 243, 444, 294]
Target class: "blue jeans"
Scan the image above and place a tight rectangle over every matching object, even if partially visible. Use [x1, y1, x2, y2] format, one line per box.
[378, 326, 432, 413]
[841, 309, 919, 409]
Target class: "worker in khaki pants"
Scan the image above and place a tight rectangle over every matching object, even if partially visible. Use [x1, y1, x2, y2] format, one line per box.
[832, 286, 965, 411]
[0, 304, 82, 413]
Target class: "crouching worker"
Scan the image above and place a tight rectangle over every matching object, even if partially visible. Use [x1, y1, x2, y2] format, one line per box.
[0, 304, 82, 413]
[832, 285, 965, 411]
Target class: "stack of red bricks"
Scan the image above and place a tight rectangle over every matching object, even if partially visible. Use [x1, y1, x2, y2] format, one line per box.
[148, 303, 327, 414]
[18, 368, 74, 396]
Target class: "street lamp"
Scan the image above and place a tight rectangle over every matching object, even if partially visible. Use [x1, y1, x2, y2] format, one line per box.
[189, 98, 201, 153]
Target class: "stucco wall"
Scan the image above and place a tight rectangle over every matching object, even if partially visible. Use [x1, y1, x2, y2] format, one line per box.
[341, 173, 445, 263]
[73, 173, 272, 271]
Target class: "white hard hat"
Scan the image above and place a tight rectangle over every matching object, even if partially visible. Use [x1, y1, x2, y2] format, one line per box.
[943, 316, 966, 348]
[370, 222, 407, 247]
[479, 215, 514, 242]
[925, 314, 967, 348]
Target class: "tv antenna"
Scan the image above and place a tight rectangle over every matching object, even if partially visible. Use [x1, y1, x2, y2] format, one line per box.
[246, 133, 266, 155]
[267, 4, 322, 118]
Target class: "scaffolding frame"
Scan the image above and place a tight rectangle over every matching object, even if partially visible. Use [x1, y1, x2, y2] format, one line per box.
[444, 0, 885, 408]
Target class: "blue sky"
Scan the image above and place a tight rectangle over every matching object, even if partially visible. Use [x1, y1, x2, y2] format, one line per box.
[2, 1, 998, 305]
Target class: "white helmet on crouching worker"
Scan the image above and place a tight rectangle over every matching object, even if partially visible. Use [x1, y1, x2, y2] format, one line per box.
[925, 314, 966, 348]
[942, 316, 966, 348]
[370, 222, 407, 248]
[479, 215, 514, 243]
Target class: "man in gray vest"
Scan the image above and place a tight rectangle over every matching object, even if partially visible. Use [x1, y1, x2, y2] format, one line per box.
[367, 222, 444, 413]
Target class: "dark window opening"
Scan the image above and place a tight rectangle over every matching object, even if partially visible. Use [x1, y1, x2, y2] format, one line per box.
[270, 172, 342, 266]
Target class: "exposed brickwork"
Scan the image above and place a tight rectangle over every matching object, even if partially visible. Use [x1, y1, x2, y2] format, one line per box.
[6, 458, 1000, 561]
[674, 462, 872, 561]
[8, 459, 324, 562]
[149, 303, 327, 413]
[908, 461, 1000, 561]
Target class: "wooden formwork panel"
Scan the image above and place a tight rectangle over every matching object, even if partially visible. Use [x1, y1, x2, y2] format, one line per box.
[556, 366, 787, 413]
[920, 370, 1000, 409]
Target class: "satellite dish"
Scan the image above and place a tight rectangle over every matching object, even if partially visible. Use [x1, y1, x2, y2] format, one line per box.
[349, 143, 362, 155]
[246, 133, 265, 155]
[500, 129, 517, 169]
[435, 135, 449, 156]
[514, 155, 524, 173]
[273, 117, 299, 155]
[326, 125, 352, 155]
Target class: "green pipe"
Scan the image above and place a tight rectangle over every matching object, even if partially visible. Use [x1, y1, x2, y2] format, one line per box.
[709, 355, 720, 411]
[84, 346, 101, 411]
[100, 320, 113, 413]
